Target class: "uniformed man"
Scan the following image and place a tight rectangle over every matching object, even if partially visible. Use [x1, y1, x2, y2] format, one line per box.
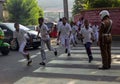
[98, 10, 112, 70]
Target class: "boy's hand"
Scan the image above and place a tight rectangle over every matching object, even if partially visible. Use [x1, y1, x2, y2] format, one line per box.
[91, 37, 95, 42]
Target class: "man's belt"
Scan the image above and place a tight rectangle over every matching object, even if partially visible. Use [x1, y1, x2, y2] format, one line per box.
[102, 34, 111, 36]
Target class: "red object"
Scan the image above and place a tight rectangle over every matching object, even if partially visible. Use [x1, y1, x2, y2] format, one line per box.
[50, 27, 57, 38]
[74, 8, 120, 36]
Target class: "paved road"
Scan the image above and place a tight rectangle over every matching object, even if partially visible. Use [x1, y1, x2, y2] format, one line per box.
[0, 41, 120, 84]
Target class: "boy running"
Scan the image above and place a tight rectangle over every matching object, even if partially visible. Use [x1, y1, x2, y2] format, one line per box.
[37, 17, 57, 66]
[13, 23, 32, 66]
[57, 17, 72, 56]
[80, 19, 94, 63]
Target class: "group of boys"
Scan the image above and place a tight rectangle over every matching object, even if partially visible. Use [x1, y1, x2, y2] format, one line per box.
[13, 10, 112, 70]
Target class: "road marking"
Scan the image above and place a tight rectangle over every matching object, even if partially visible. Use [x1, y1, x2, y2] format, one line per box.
[34, 67, 120, 77]
[18, 55, 38, 62]
[58, 54, 120, 59]
[18, 50, 48, 62]
[18, 45, 59, 62]
[59, 54, 101, 58]
[14, 77, 120, 84]
[72, 46, 120, 50]
[71, 50, 120, 54]
[48, 60, 101, 65]
[48, 60, 120, 66]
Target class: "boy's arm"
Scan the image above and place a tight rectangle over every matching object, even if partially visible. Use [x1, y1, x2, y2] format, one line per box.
[37, 28, 40, 38]
[57, 31, 61, 41]
[68, 24, 72, 38]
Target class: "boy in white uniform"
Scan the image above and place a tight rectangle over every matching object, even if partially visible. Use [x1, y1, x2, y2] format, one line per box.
[80, 19, 94, 63]
[13, 23, 32, 66]
[57, 17, 72, 56]
[37, 17, 57, 66]
[57, 18, 62, 31]
[92, 22, 99, 42]
[77, 17, 85, 42]
[71, 22, 78, 46]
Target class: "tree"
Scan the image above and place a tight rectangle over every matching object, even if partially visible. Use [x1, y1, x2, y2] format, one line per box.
[72, 0, 87, 15]
[89, 0, 120, 8]
[72, 0, 120, 15]
[5, 0, 43, 25]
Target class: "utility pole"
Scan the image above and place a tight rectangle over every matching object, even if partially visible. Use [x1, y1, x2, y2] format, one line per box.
[63, 0, 69, 20]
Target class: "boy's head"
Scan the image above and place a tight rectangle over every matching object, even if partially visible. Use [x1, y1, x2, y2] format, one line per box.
[14, 23, 19, 31]
[84, 19, 89, 29]
[38, 17, 44, 24]
[62, 17, 67, 24]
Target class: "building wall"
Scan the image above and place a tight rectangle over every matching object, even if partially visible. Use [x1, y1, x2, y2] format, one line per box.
[74, 8, 120, 36]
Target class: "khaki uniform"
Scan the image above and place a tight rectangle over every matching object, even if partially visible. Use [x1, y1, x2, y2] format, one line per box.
[99, 20, 112, 68]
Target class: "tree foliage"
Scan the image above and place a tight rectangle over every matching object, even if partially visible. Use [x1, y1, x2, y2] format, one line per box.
[72, 0, 120, 15]
[72, 0, 87, 15]
[89, 0, 120, 8]
[5, 0, 43, 25]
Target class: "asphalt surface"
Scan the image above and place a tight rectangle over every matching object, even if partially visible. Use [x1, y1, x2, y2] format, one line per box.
[0, 39, 120, 84]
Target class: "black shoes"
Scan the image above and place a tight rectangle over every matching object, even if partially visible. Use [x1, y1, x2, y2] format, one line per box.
[98, 67, 110, 70]
[73, 44, 76, 47]
[75, 41, 78, 44]
[89, 57, 93, 63]
[65, 49, 68, 53]
[54, 50, 57, 56]
[68, 53, 71, 56]
[27, 60, 32, 66]
[39, 62, 46, 66]
[65, 49, 71, 56]
[98, 66, 111, 70]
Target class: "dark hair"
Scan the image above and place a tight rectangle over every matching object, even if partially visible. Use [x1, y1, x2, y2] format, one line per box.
[38, 17, 44, 22]
[62, 17, 67, 20]
[81, 17, 84, 20]
[84, 19, 89, 24]
[59, 18, 62, 21]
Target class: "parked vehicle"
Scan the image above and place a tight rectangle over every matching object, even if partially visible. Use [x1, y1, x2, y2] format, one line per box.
[45, 22, 57, 30]
[0, 27, 10, 55]
[45, 22, 57, 37]
[27, 25, 36, 30]
[0, 23, 41, 50]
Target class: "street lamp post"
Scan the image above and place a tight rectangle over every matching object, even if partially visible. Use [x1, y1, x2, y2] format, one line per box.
[63, 0, 69, 20]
